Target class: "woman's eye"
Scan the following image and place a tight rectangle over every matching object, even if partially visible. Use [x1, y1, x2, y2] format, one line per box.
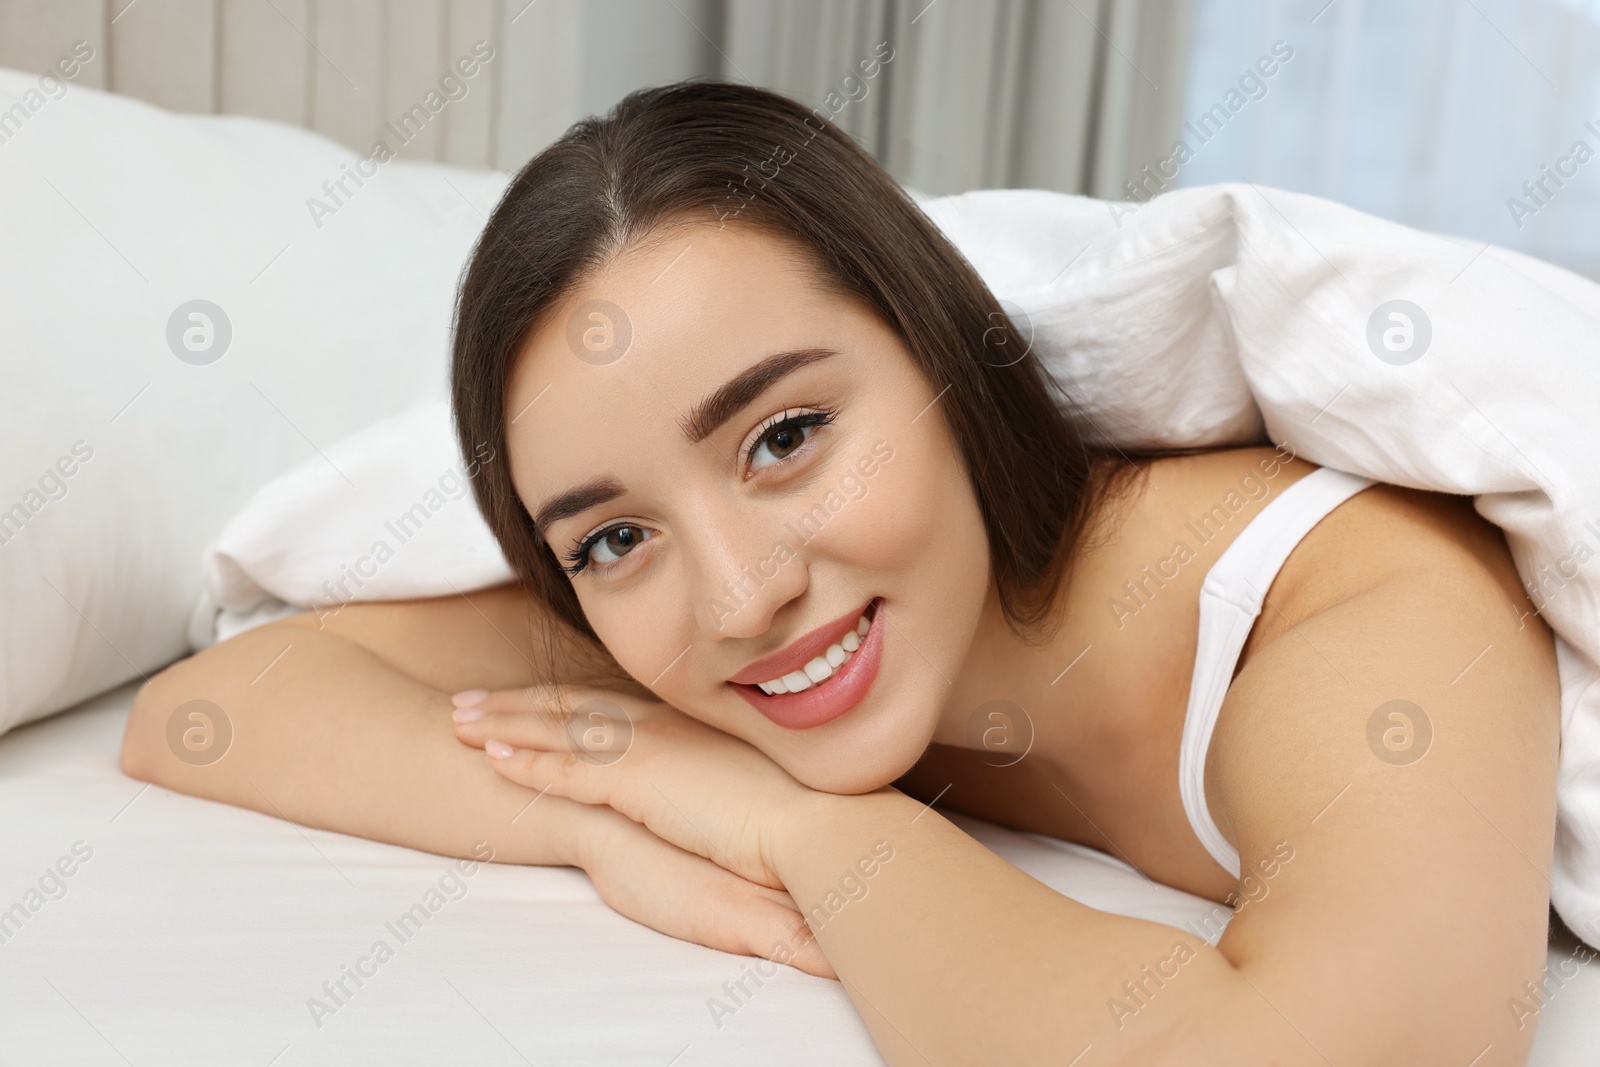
[747, 411, 831, 472]
[559, 523, 653, 578]
[588, 524, 649, 567]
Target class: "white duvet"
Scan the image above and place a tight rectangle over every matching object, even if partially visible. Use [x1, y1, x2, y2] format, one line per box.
[191, 181, 1600, 951]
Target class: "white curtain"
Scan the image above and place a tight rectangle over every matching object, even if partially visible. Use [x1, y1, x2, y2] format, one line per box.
[722, 0, 1193, 197]
[0, 0, 1192, 197]
[1178, 0, 1600, 279]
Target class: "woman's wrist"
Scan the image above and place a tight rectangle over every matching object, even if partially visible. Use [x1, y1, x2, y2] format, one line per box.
[497, 791, 614, 870]
[767, 784, 909, 886]
[561, 800, 626, 871]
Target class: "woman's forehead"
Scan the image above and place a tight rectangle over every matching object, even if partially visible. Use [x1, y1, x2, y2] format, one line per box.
[503, 224, 870, 488]
[511, 224, 833, 399]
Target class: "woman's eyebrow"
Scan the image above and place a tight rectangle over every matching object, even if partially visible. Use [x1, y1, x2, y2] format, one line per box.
[533, 347, 837, 538]
[680, 347, 838, 444]
[533, 477, 625, 537]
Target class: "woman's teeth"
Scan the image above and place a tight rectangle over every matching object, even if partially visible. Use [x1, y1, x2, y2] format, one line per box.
[755, 613, 870, 695]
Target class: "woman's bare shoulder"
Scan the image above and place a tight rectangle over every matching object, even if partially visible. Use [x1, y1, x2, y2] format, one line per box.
[1081, 444, 1319, 571]
[1279, 468, 1531, 616]
[1098, 444, 1319, 521]
[1140, 446, 1526, 609]
[1092, 445, 1535, 658]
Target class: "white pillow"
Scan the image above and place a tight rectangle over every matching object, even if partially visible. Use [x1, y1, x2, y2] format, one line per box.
[191, 400, 514, 646]
[0, 66, 511, 734]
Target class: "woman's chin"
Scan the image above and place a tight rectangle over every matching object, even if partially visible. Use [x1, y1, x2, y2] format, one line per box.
[784, 728, 935, 796]
[792, 763, 902, 796]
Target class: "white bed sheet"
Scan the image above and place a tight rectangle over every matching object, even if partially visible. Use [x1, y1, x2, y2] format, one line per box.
[1, 682, 1596, 1065]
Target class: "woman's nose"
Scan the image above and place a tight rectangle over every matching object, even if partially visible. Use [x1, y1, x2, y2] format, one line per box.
[687, 503, 809, 640]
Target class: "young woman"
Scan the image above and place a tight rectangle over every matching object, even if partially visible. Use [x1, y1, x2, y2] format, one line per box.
[121, 80, 1562, 1064]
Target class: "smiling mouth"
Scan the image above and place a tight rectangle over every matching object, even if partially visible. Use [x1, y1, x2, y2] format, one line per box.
[729, 597, 885, 730]
[750, 602, 874, 694]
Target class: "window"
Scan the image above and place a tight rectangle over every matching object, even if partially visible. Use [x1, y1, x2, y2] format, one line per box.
[1179, 0, 1600, 279]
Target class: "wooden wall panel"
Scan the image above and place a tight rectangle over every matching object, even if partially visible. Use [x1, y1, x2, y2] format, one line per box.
[0, 0, 1159, 191]
[218, 0, 309, 125]
[444, 0, 500, 167]
[493, 0, 581, 170]
[382, 0, 445, 160]
[0, 0, 107, 88]
[107, 0, 217, 112]
[308, 0, 381, 154]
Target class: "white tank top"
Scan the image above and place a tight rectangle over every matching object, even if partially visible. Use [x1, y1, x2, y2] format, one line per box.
[1178, 465, 1377, 879]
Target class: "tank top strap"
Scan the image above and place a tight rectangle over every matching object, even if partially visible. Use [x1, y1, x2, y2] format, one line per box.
[1178, 465, 1378, 879]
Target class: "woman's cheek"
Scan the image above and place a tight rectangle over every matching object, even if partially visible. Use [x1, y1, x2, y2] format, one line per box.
[802, 439, 897, 563]
[828, 430, 969, 575]
[588, 590, 683, 692]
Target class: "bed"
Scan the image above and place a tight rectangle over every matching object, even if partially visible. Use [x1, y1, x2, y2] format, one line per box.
[8, 65, 1600, 1065]
[0, 682, 1593, 1064]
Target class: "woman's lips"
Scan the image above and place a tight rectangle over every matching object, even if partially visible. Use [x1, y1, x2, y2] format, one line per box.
[728, 597, 875, 686]
[729, 598, 884, 730]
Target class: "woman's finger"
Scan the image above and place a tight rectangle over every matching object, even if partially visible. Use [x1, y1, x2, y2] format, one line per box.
[452, 684, 807, 890]
[482, 744, 613, 809]
[451, 707, 569, 751]
[452, 683, 623, 720]
[452, 688, 636, 764]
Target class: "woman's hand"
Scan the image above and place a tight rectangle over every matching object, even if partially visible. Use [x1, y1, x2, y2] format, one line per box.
[570, 804, 835, 979]
[451, 684, 816, 891]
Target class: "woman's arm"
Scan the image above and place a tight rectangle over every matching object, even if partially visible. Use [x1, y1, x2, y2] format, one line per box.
[120, 584, 839, 976]
[438, 507, 1557, 1060]
[119, 583, 636, 865]
[764, 556, 1560, 1064]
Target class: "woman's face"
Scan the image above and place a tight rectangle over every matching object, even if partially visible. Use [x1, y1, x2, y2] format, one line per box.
[505, 221, 992, 793]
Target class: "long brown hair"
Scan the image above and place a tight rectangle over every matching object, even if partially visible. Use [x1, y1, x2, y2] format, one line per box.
[451, 78, 1143, 686]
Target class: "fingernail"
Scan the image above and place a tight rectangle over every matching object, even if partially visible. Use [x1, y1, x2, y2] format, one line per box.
[485, 739, 515, 760]
[452, 706, 485, 724]
[452, 689, 489, 707]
